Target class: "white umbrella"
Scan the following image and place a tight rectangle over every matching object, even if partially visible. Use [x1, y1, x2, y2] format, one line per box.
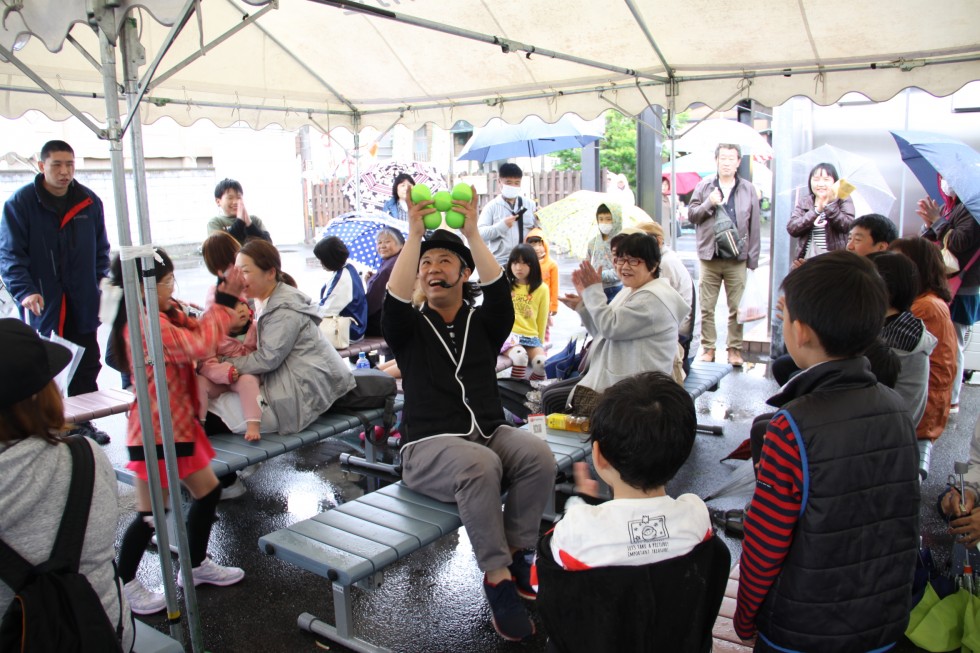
[668, 119, 774, 157]
[787, 143, 896, 217]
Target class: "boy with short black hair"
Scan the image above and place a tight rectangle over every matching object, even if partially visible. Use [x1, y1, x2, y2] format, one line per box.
[735, 250, 920, 652]
[546, 371, 712, 569]
[208, 178, 271, 244]
[845, 213, 897, 256]
[478, 163, 538, 266]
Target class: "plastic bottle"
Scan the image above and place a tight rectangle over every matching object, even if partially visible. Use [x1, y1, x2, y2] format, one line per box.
[356, 352, 370, 369]
[965, 563, 975, 595]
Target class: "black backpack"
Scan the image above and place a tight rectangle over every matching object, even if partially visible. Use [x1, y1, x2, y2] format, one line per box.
[0, 436, 124, 653]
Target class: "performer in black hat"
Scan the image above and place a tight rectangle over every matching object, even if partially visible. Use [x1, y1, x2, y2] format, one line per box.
[382, 190, 554, 643]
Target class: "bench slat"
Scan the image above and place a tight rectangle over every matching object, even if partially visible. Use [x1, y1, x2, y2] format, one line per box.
[207, 436, 279, 462]
[375, 484, 461, 517]
[336, 502, 444, 546]
[288, 519, 399, 575]
[258, 529, 375, 585]
[312, 510, 421, 557]
[355, 493, 463, 537]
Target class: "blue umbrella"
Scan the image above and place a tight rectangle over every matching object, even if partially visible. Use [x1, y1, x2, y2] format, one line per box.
[457, 114, 603, 163]
[890, 131, 980, 222]
[316, 212, 408, 272]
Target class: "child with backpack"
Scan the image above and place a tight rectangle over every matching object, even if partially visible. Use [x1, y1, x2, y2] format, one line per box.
[109, 247, 246, 616]
[502, 244, 549, 380]
[0, 319, 134, 652]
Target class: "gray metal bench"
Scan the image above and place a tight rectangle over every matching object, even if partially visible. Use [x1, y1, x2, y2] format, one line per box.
[257, 363, 734, 652]
[258, 428, 593, 653]
[684, 361, 734, 435]
[63, 387, 134, 424]
[114, 402, 403, 485]
[133, 619, 183, 653]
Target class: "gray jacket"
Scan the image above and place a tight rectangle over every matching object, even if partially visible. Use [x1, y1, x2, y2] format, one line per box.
[0, 437, 134, 652]
[573, 277, 689, 397]
[226, 282, 355, 435]
[687, 175, 761, 269]
[892, 326, 937, 428]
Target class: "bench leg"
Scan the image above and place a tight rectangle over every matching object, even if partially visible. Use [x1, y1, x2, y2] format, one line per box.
[297, 582, 391, 653]
[696, 423, 724, 436]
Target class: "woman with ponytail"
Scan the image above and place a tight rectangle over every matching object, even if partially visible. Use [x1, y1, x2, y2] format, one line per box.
[109, 247, 247, 616]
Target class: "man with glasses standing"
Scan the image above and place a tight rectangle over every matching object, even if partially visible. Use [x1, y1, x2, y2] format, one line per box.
[687, 143, 761, 367]
[0, 140, 112, 443]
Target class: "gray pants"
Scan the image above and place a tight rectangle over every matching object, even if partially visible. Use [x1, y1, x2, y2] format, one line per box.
[401, 425, 555, 572]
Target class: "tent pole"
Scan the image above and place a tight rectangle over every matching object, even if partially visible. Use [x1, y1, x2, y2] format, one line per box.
[122, 19, 152, 242]
[96, 26, 190, 649]
[102, 23, 206, 652]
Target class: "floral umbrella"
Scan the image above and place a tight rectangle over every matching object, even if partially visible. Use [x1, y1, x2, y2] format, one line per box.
[536, 191, 653, 258]
[342, 161, 448, 214]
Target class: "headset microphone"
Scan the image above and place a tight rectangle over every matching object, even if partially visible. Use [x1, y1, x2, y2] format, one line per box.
[434, 274, 463, 289]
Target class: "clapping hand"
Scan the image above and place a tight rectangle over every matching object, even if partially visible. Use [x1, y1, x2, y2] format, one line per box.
[916, 197, 941, 227]
[571, 260, 602, 294]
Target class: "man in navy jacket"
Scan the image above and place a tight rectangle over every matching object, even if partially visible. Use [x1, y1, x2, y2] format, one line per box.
[0, 140, 111, 441]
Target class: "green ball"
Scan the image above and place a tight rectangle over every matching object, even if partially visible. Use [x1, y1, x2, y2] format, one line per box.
[411, 183, 431, 203]
[451, 183, 473, 202]
[445, 210, 465, 229]
[423, 212, 442, 230]
[433, 191, 452, 212]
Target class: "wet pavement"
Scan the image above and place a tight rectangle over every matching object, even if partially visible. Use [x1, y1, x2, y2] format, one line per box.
[93, 241, 977, 652]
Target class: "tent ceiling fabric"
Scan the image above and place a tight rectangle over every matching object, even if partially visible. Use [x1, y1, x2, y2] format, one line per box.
[0, 0, 978, 132]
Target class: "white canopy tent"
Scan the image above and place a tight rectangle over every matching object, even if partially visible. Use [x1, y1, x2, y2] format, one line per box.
[1, 3, 978, 650]
[0, 0, 978, 132]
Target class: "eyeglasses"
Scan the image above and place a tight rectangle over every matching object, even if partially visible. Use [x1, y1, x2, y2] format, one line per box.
[158, 277, 176, 288]
[613, 256, 643, 268]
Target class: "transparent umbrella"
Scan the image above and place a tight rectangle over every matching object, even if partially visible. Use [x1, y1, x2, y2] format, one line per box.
[787, 144, 896, 218]
[536, 191, 652, 258]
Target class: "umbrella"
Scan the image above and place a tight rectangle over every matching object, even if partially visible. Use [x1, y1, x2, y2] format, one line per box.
[316, 212, 409, 272]
[342, 161, 448, 214]
[536, 191, 652, 258]
[457, 114, 603, 163]
[786, 143, 896, 217]
[891, 131, 980, 222]
[668, 119, 774, 157]
[661, 171, 702, 196]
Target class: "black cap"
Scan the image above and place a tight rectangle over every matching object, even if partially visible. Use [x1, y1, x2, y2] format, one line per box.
[0, 318, 72, 407]
[419, 229, 475, 270]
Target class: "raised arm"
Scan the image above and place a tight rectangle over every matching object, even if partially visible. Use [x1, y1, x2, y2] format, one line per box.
[387, 193, 432, 300]
[456, 187, 504, 282]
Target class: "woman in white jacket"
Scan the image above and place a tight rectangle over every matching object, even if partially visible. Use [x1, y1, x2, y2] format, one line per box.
[559, 233, 690, 416]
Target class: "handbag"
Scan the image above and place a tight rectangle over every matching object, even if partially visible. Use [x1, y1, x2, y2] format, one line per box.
[713, 206, 744, 260]
[319, 315, 353, 349]
[941, 231, 961, 275]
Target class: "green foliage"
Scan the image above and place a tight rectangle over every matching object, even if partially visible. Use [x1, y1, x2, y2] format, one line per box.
[549, 109, 691, 189]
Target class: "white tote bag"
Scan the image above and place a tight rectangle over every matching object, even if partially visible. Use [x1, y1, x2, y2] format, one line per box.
[319, 315, 353, 349]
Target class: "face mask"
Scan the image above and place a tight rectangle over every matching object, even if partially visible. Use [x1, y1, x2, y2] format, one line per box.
[501, 185, 521, 200]
[940, 178, 954, 197]
[598, 223, 613, 235]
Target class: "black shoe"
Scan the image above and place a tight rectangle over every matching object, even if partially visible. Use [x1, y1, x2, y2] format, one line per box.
[483, 576, 534, 642]
[508, 549, 537, 600]
[70, 421, 111, 445]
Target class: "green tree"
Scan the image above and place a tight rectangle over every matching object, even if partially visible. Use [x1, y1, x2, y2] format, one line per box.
[550, 109, 690, 188]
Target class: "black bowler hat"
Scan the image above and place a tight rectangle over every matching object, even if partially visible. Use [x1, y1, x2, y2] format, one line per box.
[419, 229, 475, 270]
[0, 318, 72, 407]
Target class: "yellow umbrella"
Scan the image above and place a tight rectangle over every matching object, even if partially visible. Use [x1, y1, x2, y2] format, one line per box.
[536, 191, 653, 258]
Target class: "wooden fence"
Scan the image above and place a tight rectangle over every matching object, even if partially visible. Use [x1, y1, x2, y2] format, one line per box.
[308, 169, 584, 235]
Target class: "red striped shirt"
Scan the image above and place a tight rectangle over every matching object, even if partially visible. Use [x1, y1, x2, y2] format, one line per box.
[734, 412, 804, 639]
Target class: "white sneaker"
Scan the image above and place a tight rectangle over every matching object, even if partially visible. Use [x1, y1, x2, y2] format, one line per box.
[219, 477, 247, 501]
[123, 579, 166, 615]
[950, 404, 960, 415]
[177, 557, 245, 588]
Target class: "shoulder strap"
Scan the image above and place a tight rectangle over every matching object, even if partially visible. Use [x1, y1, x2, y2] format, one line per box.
[0, 437, 95, 588]
[50, 437, 96, 573]
[949, 247, 980, 296]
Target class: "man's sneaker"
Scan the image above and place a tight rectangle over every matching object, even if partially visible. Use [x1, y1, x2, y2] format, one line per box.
[508, 549, 537, 600]
[219, 477, 247, 501]
[70, 420, 110, 445]
[177, 557, 244, 588]
[483, 576, 534, 642]
[950, 404, 960, 415]
[122, 579, 166, 615]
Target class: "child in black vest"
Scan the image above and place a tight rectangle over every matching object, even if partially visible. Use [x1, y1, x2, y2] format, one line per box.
[734, 250, 920, 652]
